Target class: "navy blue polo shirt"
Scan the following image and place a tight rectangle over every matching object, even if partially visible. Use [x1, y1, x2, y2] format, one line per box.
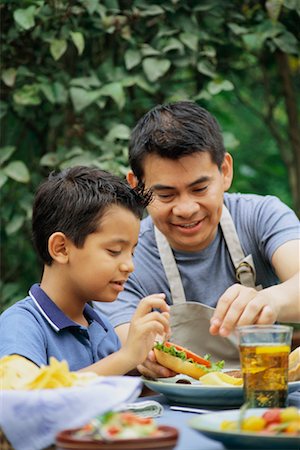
[0, 284, 121, 371]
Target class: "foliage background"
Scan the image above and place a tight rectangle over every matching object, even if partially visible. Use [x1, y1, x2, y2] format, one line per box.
[1, 0, 299, 311]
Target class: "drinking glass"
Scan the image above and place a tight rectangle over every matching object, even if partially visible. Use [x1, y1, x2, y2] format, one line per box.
[237, 324, 292, 407]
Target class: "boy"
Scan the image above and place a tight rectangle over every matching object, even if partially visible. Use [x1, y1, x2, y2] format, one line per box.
[0, 166, 170, 374]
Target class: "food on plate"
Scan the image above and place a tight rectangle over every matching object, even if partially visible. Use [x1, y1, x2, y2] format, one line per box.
[288, 346, 300, 382]
[0, 355, 98, 389]
[199, 371, 243, 386]
[73, 411, 162, 440]
[153, 341, 224, 380]
[220, 406, 300, 434]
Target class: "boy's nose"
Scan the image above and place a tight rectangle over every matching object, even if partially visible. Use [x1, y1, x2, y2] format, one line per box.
[119, 258, 134, 273]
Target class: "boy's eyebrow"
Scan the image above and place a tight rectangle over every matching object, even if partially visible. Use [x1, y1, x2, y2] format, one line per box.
[152, 176, 211, 191]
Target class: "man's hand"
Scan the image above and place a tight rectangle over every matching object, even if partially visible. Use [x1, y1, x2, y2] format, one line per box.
[137, 349, 177, 379]
[209, 284, 279, 337]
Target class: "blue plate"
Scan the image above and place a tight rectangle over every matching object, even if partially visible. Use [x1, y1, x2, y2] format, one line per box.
[189, 408, 300, 449]
[142, 375, 300, 407]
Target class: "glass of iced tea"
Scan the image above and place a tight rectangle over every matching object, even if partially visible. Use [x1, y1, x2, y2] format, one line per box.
[237, 324, 292, 408]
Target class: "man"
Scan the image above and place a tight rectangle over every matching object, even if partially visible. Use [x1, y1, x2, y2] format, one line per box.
[94, 101, 300, 377]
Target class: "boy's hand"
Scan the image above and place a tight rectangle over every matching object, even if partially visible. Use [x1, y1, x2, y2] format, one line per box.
[123, 294, 171, 368]
[136, 349, 177, 378]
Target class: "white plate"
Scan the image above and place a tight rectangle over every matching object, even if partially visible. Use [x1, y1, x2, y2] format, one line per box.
[189, 408, 300, 449]
[142, 375, 300, 407]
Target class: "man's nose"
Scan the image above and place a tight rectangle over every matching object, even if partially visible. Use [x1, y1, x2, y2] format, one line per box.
[172, 196, 200, 217]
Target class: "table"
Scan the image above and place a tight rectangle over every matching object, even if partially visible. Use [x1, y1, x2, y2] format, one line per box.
[137, 390, 300, 450]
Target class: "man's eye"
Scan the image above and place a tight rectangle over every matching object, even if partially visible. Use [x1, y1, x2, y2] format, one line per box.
[157, 193, 174, 200]
[194, 186, 207, 193]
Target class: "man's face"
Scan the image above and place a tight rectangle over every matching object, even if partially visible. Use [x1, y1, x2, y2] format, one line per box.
[129, 152, 233, 252]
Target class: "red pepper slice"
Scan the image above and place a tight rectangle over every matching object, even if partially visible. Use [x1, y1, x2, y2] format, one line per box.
[164, 341, 211, 367]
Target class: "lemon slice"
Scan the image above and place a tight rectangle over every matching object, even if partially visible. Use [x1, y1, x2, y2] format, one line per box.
[199, 372, 243, 386]
[256, 345, 290, 354]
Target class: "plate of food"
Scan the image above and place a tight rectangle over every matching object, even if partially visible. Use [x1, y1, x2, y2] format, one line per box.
[142, 342, 300, 407]
[188, 406, 300, 449]
[56, 411, 179, 450]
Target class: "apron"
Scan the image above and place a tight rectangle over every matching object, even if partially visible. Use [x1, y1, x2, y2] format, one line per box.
[154, 205, 262, 368]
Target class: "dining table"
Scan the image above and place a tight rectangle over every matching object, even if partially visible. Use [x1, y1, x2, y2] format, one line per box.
[136, 387, 300, 450]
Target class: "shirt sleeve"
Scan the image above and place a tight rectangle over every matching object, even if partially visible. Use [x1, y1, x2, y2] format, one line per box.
[0, 308, 47, 367]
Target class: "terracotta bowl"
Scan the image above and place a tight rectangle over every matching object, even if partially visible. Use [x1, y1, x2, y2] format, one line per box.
[55, 425, 179, 450]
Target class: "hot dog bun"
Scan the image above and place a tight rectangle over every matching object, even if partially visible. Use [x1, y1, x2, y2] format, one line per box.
[153, 341, 215, 380]
[154, 347, 209, 379]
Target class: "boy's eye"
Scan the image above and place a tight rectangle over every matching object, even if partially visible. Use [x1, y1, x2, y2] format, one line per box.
[107, 249, 121, 256]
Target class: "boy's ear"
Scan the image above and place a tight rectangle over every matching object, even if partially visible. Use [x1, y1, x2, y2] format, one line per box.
[126, 170, 138, 188]
[48, 232, 69, 263]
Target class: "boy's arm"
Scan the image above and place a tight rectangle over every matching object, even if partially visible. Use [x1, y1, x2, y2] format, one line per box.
[210, 239, 300, 337]
[115, 323, 130, 346]
[79, 295, 170, 376]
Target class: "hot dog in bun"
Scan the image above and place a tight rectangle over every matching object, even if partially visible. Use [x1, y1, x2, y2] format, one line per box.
[153, 341, 224, 380]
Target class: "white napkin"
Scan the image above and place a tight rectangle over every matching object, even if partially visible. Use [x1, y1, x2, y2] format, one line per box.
[0, 376, 142, 450]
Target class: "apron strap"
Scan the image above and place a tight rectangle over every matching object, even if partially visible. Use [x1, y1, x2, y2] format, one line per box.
[154, 226, 187, 304]
[220, 205, 258, 288]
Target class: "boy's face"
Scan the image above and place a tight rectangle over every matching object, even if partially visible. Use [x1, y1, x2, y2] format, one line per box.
[66, 205, 140, 303]
[129, 152, 232, 252]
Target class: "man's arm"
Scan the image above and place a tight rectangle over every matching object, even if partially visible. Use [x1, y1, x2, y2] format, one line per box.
[210, 239, 300, 337]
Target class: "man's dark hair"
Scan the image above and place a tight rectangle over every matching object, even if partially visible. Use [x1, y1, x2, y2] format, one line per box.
[32, 166, 151, 265]
[129, 101, 226, 181]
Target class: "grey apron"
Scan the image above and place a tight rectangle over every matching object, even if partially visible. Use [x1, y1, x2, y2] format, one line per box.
[154, 205, 262, 368]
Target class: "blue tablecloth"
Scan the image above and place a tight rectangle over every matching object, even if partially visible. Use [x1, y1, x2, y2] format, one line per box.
[138, 390, 300, 450]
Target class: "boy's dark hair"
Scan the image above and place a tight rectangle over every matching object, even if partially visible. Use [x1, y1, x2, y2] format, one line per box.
[32, 166, 151, 265]
[129, 101, 225, 181]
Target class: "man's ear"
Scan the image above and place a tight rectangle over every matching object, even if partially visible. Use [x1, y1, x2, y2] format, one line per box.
[126, 170, 138, 188]
[221, 153, 233, 191]
[48, 232, 69, 264]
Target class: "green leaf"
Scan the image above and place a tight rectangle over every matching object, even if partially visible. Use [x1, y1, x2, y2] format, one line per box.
[13, 6, 36, 30]
[197, 61, 216, 78]
[207, 79, 234, 95]
[273, 31, 299, 54]
[142, 57, 171, 82]
[4, 161, 30, 183]
[124, 49, 141, 70]
[39, 82, 68, 104]
[70, 32, 85, 55]
[40, 153, 60, 167]
[80, 0, 99, 14]
[50, 39, 67, 61]
[0, 146, 16, 165]
[266, 0, 284, 21]
[99, 82, 125, 109]
[106, 124, 130, 142]
[179, 33, 198, 51]
[162, 37, 184, 54]
[70, 87, 102, 112]
[70, 74, 101, 88]
[1, 68, 17, 87]
[5, 214, 25, 235]
[0, 170, 8, 188]
[13, 85, 41, 105]
[139, 5, 164, 16]
[228, 23, 248, 35]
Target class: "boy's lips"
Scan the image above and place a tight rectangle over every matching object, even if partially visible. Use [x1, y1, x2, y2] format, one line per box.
[110, 280, 126, 292]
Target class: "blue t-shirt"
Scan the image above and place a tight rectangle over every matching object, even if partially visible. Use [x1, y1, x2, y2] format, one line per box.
[94, 193, 300, 326]
[0, 284, 121, 370]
